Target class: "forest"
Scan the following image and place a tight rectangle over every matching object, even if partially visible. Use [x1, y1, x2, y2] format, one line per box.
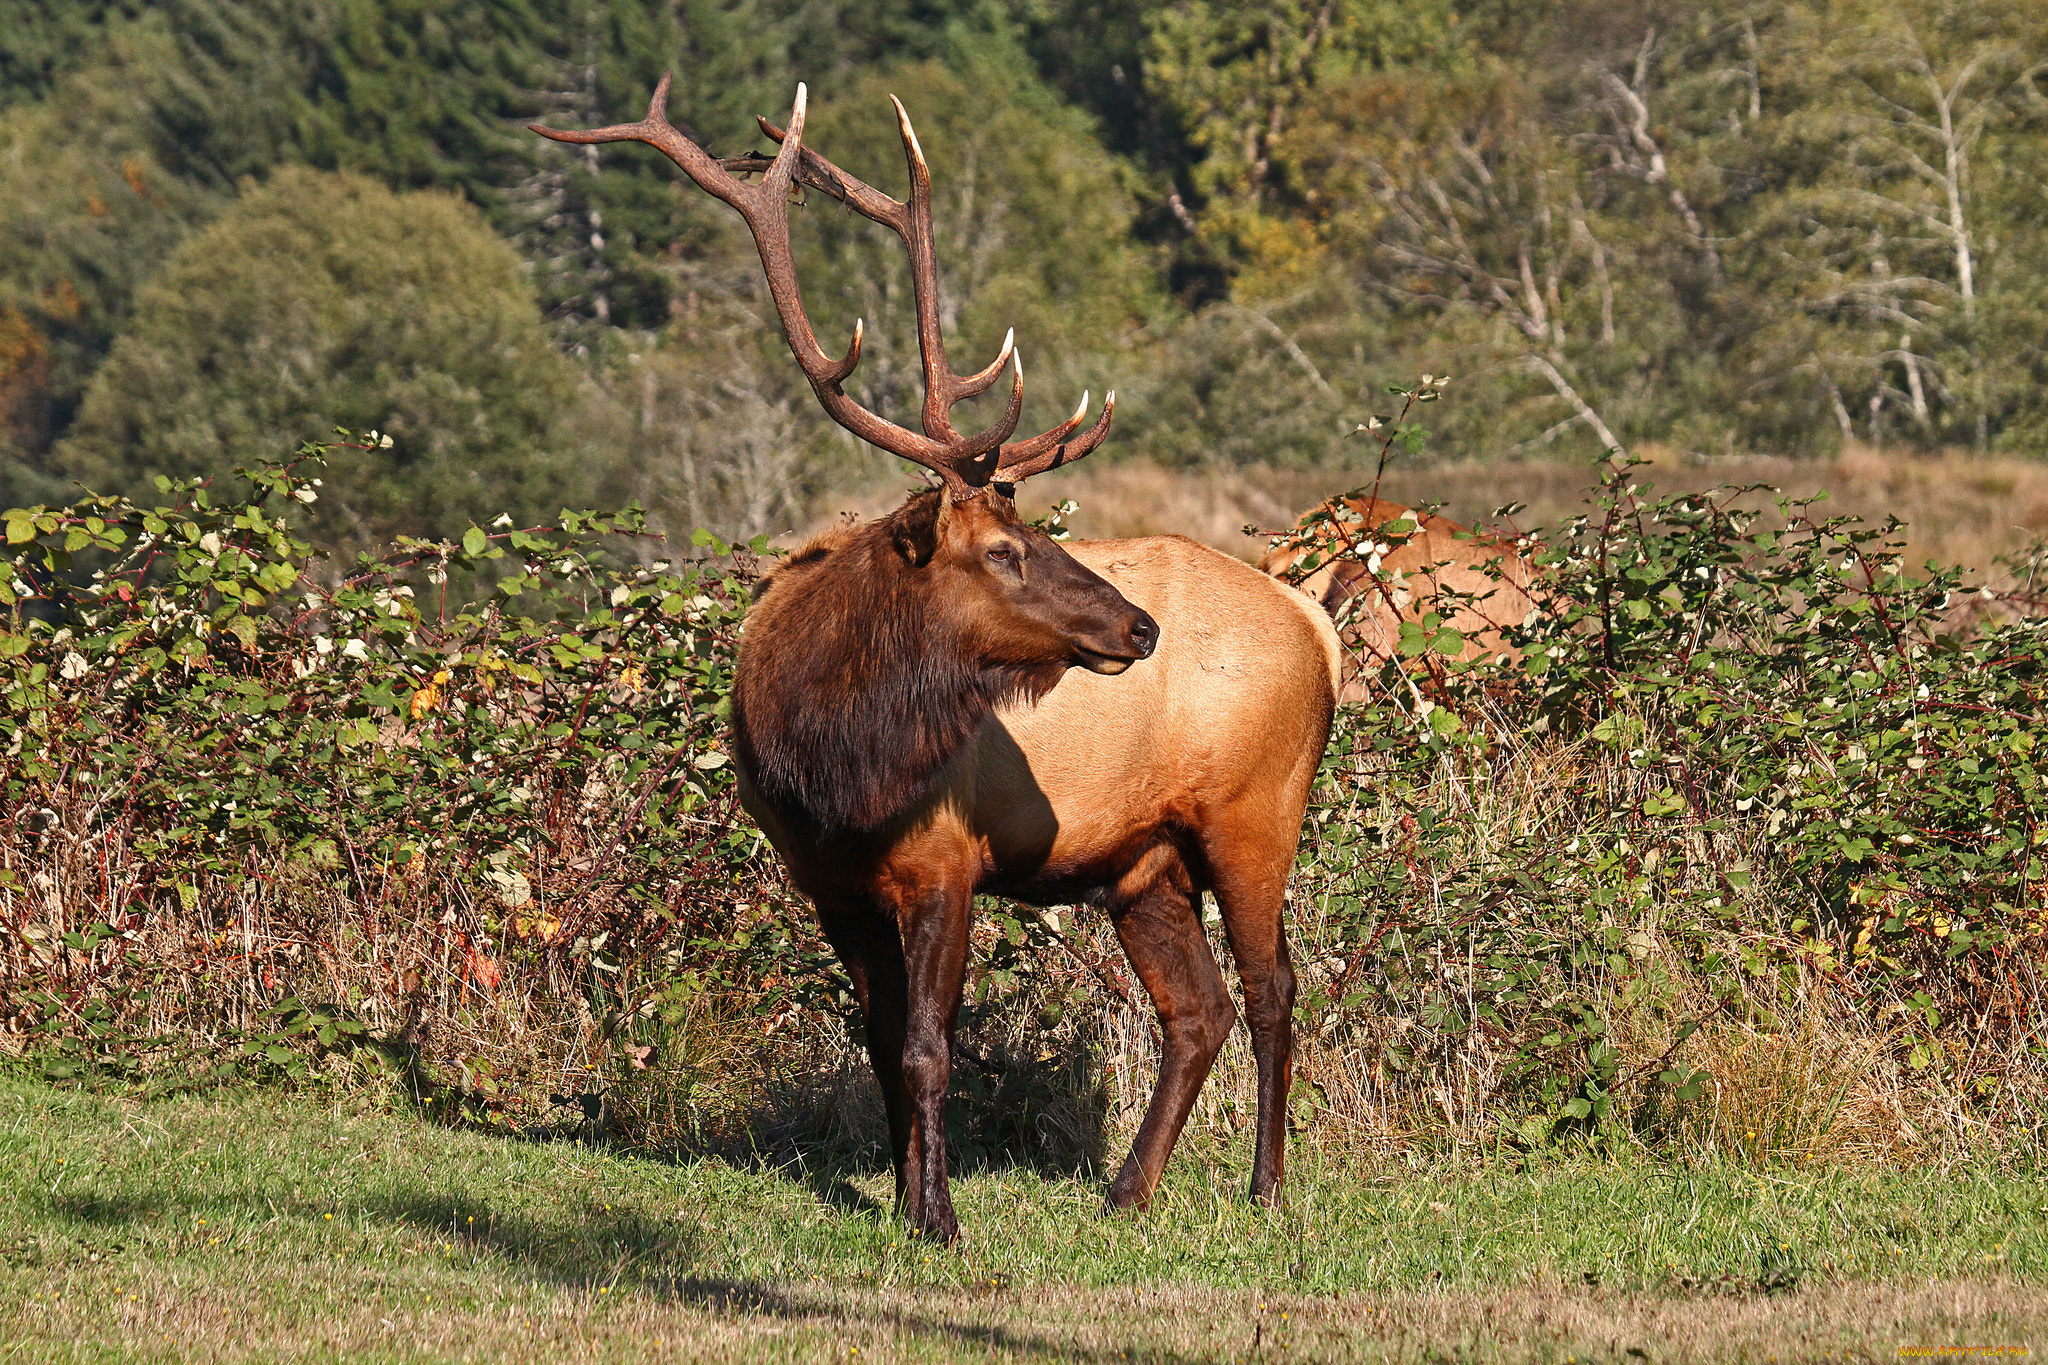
[3, 0, 2045, 554]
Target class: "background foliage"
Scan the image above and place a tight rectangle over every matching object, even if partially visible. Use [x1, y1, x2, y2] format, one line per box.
[3, 0, 2046, 536]
[55, 168, 586, 559]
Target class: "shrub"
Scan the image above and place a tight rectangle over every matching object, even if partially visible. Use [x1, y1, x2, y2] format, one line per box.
[53, 168, 585, 559]
[1274, 423, 2048, 1150]
[8, 422, 2048, 1163]
[1, 437, 828, 1125]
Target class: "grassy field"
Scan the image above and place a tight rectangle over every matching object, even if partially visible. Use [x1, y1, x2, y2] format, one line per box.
[5, 1074, 2046, 1363]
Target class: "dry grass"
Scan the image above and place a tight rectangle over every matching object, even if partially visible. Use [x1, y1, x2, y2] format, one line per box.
[18, 1276, 2048, 1363]
[802, 446, 2048, 587]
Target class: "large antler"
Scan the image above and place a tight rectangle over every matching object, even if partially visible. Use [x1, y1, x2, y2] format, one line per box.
[533, 75, 1115, 498]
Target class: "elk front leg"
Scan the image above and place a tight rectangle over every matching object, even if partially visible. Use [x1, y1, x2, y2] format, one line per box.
[816, 902, 915, 1209]
[891, 877, 971, 1240]
[1105, 856, 1236, 1213]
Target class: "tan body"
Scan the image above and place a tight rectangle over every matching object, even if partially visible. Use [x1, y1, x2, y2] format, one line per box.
[1260, 497, 1536, 701]
[740, 532, 1339, 1235]
[751, 537, 1339, 896]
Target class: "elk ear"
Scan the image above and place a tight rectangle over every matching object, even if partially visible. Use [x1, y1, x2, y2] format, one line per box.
[891, 492, 945, 567]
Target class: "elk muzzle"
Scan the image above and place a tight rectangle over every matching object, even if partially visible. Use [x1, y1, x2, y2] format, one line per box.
[1071, 601, 1157, 675]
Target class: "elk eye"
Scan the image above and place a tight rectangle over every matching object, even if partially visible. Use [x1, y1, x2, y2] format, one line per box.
[987, 546, 1014, 564]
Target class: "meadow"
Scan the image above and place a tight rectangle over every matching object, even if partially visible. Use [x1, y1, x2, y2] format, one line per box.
[7, 1074, 2048, 1363]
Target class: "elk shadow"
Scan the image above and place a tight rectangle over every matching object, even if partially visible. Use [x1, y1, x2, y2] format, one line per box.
[366, 1190, 1166, 1362]
[720, 991, 1116, 1191]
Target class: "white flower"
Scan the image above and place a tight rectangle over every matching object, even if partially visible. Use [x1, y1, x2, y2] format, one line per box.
[293, 488, 319, 504]
[491, 513, 514, 529]
[199, 532, 222, 556]
[611, 584, 631, 607]
[59, 652, 89, 680]
[341, 638, 368, 661]
[314, 635, 334, 656]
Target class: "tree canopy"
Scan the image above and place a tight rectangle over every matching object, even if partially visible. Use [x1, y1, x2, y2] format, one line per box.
[55, 166, 583, 552]
[3, 0, 2046, 534]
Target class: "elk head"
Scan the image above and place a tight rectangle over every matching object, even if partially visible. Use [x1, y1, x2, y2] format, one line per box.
[533, 76, 1152, 672]
[888, 487, 1157, 675]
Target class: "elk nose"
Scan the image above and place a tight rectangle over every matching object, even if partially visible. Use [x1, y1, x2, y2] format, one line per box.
[1128, 609, 1159, 658]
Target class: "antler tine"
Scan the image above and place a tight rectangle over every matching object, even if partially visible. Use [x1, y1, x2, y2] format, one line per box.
[941, 350, 1028, 486]
[533, 73, 749, 216]
[995, 391, 1118, 485]
[756, 108, 1019, 422]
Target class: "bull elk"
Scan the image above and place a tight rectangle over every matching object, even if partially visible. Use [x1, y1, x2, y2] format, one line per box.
[1260, 495, 1537, 702]
[537, 79, 1340, 1241]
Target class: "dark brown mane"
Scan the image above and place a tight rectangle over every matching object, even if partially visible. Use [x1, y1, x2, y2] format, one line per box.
[733, 490, 1066, 837]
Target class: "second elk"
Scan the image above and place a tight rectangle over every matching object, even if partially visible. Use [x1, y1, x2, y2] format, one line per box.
[1261, 495, 1538, 703]
[538, 79, 1341, 1241]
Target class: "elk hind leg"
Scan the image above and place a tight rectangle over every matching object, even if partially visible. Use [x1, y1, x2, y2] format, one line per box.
[1206, 828, 1299, 1207]
[1105, 847, 1236, 1213]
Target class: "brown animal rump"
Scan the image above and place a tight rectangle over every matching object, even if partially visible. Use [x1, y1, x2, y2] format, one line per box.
[1261, 495, 1537, 700]
[538, 77, 1341, 1243]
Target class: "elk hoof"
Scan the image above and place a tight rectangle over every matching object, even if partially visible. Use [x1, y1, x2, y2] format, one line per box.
[1104, 1170, 1153, 1214]
[911, 1209, 962, 1244]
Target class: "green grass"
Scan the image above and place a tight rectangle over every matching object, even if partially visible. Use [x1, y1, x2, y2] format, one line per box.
[4, 1072, 2045, 1362]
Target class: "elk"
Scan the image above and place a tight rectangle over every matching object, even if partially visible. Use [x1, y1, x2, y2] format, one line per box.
[536, 80, 1340, 1241]
[1260, 495, 1537, 702]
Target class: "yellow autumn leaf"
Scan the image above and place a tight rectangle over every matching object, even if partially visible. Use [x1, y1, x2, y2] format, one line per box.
[513, 913, 562, 940]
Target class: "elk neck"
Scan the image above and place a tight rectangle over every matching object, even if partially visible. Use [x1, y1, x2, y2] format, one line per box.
[732, 490, 1072, 838]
